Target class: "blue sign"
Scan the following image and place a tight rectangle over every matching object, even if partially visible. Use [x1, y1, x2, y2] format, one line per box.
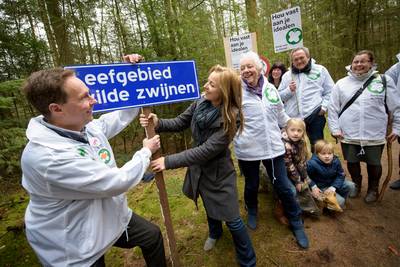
[65, 61, 200, 113]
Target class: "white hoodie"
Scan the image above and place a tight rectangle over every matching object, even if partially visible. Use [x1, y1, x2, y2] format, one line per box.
[21, 108, 151, 266]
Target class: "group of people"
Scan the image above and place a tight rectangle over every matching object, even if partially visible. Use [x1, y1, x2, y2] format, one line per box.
[20, 49, 400, 267]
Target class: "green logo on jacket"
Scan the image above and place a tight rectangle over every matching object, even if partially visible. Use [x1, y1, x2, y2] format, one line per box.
[264, 86, 280, 103]
[306, 69, 321, 80]
[367, 79, 384, 94]
[77, 147, 88, 157]
[98, 148, 111, 164]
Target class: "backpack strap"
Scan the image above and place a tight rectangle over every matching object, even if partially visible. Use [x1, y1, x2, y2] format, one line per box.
[338, 74, 377, 118]
[380, 74, 389, 115]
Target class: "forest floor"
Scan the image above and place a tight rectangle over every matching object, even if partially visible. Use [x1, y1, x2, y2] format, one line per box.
[281, 141, 400, 266]
[0, 141, 399, 267]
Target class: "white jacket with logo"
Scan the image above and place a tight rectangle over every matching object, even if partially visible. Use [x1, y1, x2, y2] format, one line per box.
[278, 60, 334, 118]
[21, 109, 151, 267]
[234, 79, 289, 160]
[328, 71, 400, 142]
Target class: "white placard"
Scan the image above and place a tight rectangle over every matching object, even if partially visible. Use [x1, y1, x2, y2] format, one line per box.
[223, 33, 257, 70]
[271, 6, 303, 53]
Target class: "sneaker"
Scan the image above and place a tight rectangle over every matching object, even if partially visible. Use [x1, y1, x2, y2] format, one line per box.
[203, 237, 217, 251]
[292, 228, 309, 249]
[364, 191, 378, 203]
[389, 179, 400, 190]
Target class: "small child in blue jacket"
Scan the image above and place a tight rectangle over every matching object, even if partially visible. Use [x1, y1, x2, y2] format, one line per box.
[307, 140, 356, 208]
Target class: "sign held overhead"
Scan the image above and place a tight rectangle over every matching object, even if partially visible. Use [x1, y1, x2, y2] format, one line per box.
[65, 61, 200, 113]
[223, 33, 257, 70]
[271, 6, 303, 53]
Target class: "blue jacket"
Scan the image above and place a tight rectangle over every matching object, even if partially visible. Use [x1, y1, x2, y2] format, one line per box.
[306, 154, 345, 189]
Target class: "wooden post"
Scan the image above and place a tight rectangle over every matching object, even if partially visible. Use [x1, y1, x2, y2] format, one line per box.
[141, 107, 181, 267]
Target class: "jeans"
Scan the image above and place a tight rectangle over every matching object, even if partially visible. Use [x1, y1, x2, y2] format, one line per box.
[91, 212, 166, 267]
[207, 216, 256, 267]
[321, 180, 356, 207]
[238, 155, 302, 224]
[304, 106, 326, 149]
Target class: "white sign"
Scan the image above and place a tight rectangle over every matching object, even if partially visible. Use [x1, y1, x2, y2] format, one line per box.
[271, 6, 303, 53]
[223, 33, 257, 70]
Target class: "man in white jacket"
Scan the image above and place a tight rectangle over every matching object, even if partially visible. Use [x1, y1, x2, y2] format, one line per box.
[387, 53, 400, 190]
[278, 47, 334, 152]
[21, 54, 166, 267]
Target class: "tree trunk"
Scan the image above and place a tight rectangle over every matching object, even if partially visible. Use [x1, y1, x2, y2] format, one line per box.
[245, 0, 261, 50]
[44, 0, 74, 65]
[37, 0, 59, 65]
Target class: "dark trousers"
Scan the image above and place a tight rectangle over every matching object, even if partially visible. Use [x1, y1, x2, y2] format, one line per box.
[238, 155, 302, 224]
[91, 212, 166, 267]
[207, 216, 256, 267]
[304, 106, 326, 152]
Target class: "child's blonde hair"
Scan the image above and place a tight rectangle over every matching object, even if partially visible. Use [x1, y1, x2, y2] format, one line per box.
[314, 140, 334, 154]
[286, 118, 309, 160]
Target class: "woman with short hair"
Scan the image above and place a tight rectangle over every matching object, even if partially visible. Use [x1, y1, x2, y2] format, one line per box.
[234, 51, 309, 249]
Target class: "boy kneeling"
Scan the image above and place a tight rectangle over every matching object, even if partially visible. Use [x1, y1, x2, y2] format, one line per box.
[307, 140, 356, 211]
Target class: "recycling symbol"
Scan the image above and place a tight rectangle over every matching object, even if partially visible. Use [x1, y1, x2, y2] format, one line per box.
[264, 87, 280, 104]
[367, 79, 384, 94]
[286, 28, 303, 45]
[307, 70, 321, 81]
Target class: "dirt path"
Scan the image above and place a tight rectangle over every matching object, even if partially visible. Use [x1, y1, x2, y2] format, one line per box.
[285, 142, 400, 266]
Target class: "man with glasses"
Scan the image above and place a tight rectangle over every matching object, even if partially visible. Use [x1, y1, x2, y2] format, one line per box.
[278, 47, 335, 152]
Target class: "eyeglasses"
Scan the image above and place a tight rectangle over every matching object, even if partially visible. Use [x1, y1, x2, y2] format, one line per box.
[352, 60, 371, 65]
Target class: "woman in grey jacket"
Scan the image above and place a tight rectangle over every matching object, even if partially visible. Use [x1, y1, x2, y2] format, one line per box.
[328, 50, 400, 203]
[140, 65, 256, 267]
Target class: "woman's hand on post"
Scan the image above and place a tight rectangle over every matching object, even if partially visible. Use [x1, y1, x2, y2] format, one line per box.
[123, 53, 144, 63]
[151, 157, 166, 172]
[139, 113, 159, 128]
[143, 135, 160, 154]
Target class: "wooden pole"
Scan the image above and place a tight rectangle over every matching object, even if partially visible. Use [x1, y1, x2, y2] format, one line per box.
[141, 107, 181, 267]
[378, 115, 393, 202]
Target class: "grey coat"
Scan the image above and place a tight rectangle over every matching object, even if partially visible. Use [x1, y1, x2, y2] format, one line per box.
[159, 98, 240, 221]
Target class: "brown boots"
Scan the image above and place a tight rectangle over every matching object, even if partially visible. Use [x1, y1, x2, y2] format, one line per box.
[274, 200, 289, 225]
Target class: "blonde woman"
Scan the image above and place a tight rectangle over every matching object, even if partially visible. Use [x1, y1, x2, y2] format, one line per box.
[140, 65, 256, 267]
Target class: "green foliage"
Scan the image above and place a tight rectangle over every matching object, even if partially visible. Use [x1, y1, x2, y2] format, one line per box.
[0, 191, 39, 267]
[0, 127, 27, 179]
[0, 79, 31, 186]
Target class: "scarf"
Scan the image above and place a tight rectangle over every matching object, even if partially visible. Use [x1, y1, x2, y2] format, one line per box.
[244, 75, 264, 98]
[346, 64, 377, 81]
[291, 59, 312, 74]
[193, 100, 220, 145]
